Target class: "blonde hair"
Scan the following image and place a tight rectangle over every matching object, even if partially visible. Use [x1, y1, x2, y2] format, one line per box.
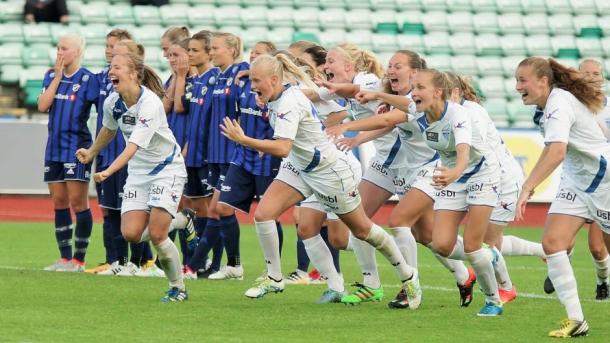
[115, 52, 164, 98]
[272, 50, 324, 86]
[288, 40, 317, 55]
[162, 26, 190, 44]
[106, 28, 132, 41]
[252, 53, 317, 91]
[60, 33, 86, 64]
[213, 32, 243, 62]
[445, 72, 481, 103]
[255, 41, 277, 54]
[332, 43, 384, 78]
[519, 57, 604, 113]
[191, 30, 213, 53]
[418, 69, 451, 101]
[115, 39, 145, 58]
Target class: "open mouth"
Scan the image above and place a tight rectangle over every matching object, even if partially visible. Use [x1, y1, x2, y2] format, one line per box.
[326, 71, 335, 81]
[521, 92, 528, 100]
[110, 76, 119, 87]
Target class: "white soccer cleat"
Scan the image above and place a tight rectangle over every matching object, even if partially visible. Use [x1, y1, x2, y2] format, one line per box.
[116, 262, 139, 276]
[135, 264, 166, 278]
[403, 269, 423, 310]
[97, 261, 122, 276]
[285, 270, 310, 285]
[208, 265, 244, 280]
[245, 278, 285, 299]
[43, 258, 71, 272]
[61, 260, 85, 273]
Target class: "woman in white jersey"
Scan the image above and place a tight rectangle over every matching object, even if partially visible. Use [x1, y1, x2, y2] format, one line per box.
[76, 51, 188, 302]
[515, 57, 610, 337]
[220, 54, 422, 307]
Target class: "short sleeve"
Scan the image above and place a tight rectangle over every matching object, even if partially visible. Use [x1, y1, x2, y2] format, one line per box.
[129, 100, 161, 149]
[355, 73, 381, 92]
[272, 98, 300, 141]
[85, 72, 100, 103]
[41, 69, 54, 93]
[543, 96, 574, 144]
[452, 107, 472, 146]
[102, 95, 119, 131]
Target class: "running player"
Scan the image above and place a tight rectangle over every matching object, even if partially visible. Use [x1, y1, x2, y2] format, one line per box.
[515, 57, 610, 337]
[40, 33, 99, 272]
[76, 51, 188, 302]
[220, 54, 422, 308]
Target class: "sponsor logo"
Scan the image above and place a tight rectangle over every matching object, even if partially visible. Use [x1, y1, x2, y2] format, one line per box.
[241, 107, 264, 117]
[82, 74, 89, 82]
[54, 93, 75, 102]
[316, 192, 339, 204]
[417, 169, 429, 177]
[213, 88, 225, 95]
[201, 86, 207, 95]
[348, 190, 359, 197]
[124, 190, 137, 199]
[500, 201, 512, 211]
[64, 163, 76, 175]
[138, 117, 152, 127]
[122, 115, 136, 125]
[224, 87, 231, 95]
[426, 131, 439, 142]
[468, 183, 484, 192]
[226, 77, 233, 87]
[221, 184, 231, 192]
[282, 162, 300, 175]
[393, 177, 406, 187]
[596, 210, 610, 221]
[436, 189, 456, 197]
[556, 189, 577, 202]
[150, 184, 164, 195]
[371, 160, 389, 176]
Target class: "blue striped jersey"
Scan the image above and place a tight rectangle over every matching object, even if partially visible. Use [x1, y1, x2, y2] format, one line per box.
[42, 67, 100, 162]
[232, 78, 281, 176]
[208, 61, 250, 163]
[185, 68, 219, 167]
[165, 75, 190, 148]
[95, 66, 126, 168]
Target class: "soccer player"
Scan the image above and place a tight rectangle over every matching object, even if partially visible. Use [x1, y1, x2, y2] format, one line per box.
[39, 34, 99, 272]
[86, 28, 133, 275]
[76, 51, 189, 302]
[515, 57, 610, 337]
[220, 54, 422, 308]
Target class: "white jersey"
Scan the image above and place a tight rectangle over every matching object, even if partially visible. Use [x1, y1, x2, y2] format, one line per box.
[595, 96, 610, 141]
[268, 85, 343, 172]
[536, 88, 610, 192]
[297, 83, 345, 123]
[103, 86, 186, 177]
[420, 101, 499, 181]
[395, 93, 439, 170]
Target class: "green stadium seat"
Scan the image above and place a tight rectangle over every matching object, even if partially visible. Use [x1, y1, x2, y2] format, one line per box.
[494, 0, 523, 12]
[132, 25, 164, 46]
[144, 46, 163, 69]
[575, 17, 603, 37]
[372, 33, 398, 52]
[597, 16, 610, 37]
[551, 35, 579, 58]
[82, 44, 105, 68]
[521, 0, 547, 13]
[345, 0, 371, 10]
[267, 7, 294, 28]
[19, 66, 49, 88]
[450, 55, 477, 75]
[525, 35, 553, 56]
[450, 33, 476, 55]
[500, 35, 527, 56]
[242, 27, 270, 48]
[219, 0, 241, 6]
[24, 78, 43, 108]
[498, 14, 524, 35]
[523, 14, 550, 35]
[292, 31, 320, 44]
[576, 37, 603, 58]
[50, 23, 80, 45]
[0, 1, 24, 23]
[294, 0, 322, 9]
[545, 0, 573, 15]
[215, 6, 242, 28]
[475, 34, 503, 56]
[469, 0, 497, 12]
[23, 24, 52, 45]
[570, 0, 597, 15]
[319, 29, 346, 48]
[0, 23, 23, 44]
[595, 0, 610, 16]
[0, 64, 22, 85]
[22, 45, 52, 68]
[420, 0, 446, 11]
[473, 12, 499, 34]
[397, 34, 424, 51]
[507, 99, 535, 128]
[240, 7, 268, 28]
[294, 8, 320, 31]
[78, 3, 108, 24]
[187, 6, 215, 28]
[375, 22, 400, 34]
[79, 24, 110, 46]
[107, 4, 134, 26]
[345, 10, 374, 31]
[348, 30, 372, 50]
[448, 12, 473, 34]
[267, 28, 294, 48]
[372, 10, 398, 29]
[579, 27, 603, 38]
[321, 9, 347, 30]
[424, 32, 451, 55]
[397, 10, 424, 32]
[240, 0, 266, 6]
[401, 22, 425, 35]
[160, 5, 189, 27]
[501, 56, 525, 77]
[425, 54, 452, 71]
[548, 14, 576, 36]
[476, 56, 504, 77]
[484, 98, 509, 127]
[478, 76, 506, 98]
[133, 5, 161, 26]
[0, 43, 23, 65]
[422, 11, 448, 33]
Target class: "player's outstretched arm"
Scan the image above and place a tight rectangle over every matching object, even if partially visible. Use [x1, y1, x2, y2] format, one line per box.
[75, 127, 117, 164]
[326, 108, 407, 138]
[220, 117, 292, 158]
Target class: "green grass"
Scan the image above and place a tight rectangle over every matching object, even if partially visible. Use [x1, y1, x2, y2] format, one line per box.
[0, 222, 608, 342]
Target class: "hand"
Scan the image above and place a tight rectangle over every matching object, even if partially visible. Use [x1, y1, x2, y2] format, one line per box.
[300, 88, 319, 101]
[335, 136, 359, 152]
[236, 70, 250, 80]
[220, 117, 246, 144]
[75, 148, 94, 164]
[314, 78, 337, 94]
[176, 55, 189, 77]
[93, 170, 110, 183]
[355, 91, 377, 104]
[53, 55, 64, 79]
[515, 188, 534, 221]
[431, 166, 457, 190]
[325, 124, 347, 141]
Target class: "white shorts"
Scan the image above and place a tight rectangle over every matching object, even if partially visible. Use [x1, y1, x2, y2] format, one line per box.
[276, 156, 361, 216]
[490, 176, 522, 226]
[434, 168, 500, 211]
[121, 173, 186, 218]
[362, 156, 402, 195]
[549, 180, 610, 234]
[298, 153, 362, 220]
[397, 161, 437, 200]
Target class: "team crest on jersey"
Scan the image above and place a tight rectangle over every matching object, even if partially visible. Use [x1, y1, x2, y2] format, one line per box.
[442, 127, 451, 140]
[49, 72, 55, 78]
[82, 74, 89, 82]
[226, 77, 233, 87]
[72, 84, 80, 92]
[209, 76, 216, 85]
[201, 86, 208, 95]
[239, 80, 245, 88]
[426, 131, 439, 142]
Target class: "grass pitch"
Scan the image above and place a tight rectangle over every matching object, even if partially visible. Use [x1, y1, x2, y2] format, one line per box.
[0, 222, 608, 342]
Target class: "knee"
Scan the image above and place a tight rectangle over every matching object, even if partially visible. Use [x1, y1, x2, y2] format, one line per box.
[329, 234, 347, 250]
[121, 228, 141, 243]
[254, 208, 273, 223]
[434, 242, 453, 257]
[297, 224, 317, 240]
[589, 244, 608, 261]
[388, 215, 403, 229]
[542, 235, 565, 255]
[351, 227, 369, 241]
[463, 241, 481, 254]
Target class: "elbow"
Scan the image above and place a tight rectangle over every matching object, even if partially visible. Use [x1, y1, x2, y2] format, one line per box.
[37, 102, 48, 113]
[278, 147, 291, 158]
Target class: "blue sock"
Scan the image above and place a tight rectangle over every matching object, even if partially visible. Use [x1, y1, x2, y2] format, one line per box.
[130, 242, 145, 266]
[73, 209, 92, 262]
[107, 210, 127, 265]
[296, 223, 309, 272]
[102, 215, 116, 264]
[194, 217, 207, 237]
[168, 229, 177, 241]
[54, 208, 73, 260]
[320, 226, 340, 273]
[211, 235, 224, 271]
[178, 229, 190, 265]
[187, 219, 221, 271]
[277, 221, 283, 257]
[220, 215, 240, 266]
[142, 242, 153, 262]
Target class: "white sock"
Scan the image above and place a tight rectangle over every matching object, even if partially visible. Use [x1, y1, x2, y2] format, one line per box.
[593, 255, 610, 285]
[426, 243, 469, 285]
[393, 227, 418, 269]
[345, 232, 354, 251]
[501, 235, 545, 258]
[255, 220, 282, 281]
[365, 224, 414, 282]
[448, 236, 467, 261]
[466, 248, 500, 305]
[547, 250, 584, 321]
[154, 237, 184, 290]
[303, 235, 344, 292]
[139, 227, 150, 243]
[350, 232, 381, 289]
[171, 212, 188, 231]
[491, 246, 513, 290]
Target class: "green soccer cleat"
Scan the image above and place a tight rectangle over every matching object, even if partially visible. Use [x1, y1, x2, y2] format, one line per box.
[548, 319, 589, 338]
[244, 277, 285, 299]
[341, 282, 384, 305]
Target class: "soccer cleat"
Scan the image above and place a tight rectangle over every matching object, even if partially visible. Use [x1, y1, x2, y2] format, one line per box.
[61, 259, 85, 273]
[403, 270, 422, 310]
[499, 286, 518, 304]
[181, 208, 198, 251]
[548, 319, 589, 338]
[43, 258, 71, 272]
[97, 261, 123, 275]
[317, 289, 345, 304]
[341, 282, 384, 305]
[457, 267, 477, 307]
[388, 289, 409, 309]
[183, 267, 198, 280]
[116, 262, 139, 276]
[85, 263, 111, 274]
[544, 276, 555, 294]
[477, 302, 503, 317]
[245, 277, 285, 299]
[161, 287, 188, 303]
[255, 270, 268, 282]
[595, 281, 609, 300]
[285, 270, 310, 285]
[135, 262, 166, 278]
[208, 265, 244, 280]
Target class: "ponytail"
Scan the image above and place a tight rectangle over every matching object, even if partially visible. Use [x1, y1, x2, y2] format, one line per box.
[117, 52, 164, 99]
[213, 32, 243, 62]
[252, 53, 318, 91]
[445, 72, 481, 103]
[115, 39, 145, 58]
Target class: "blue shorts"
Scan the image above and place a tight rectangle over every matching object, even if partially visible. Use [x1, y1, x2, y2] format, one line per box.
[208, 163, 230, 191]
[184, 166, 213, 198]
[44, 161, 91, 183]
[218, 163, 275, 213]
[99, 166, 128, 210]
